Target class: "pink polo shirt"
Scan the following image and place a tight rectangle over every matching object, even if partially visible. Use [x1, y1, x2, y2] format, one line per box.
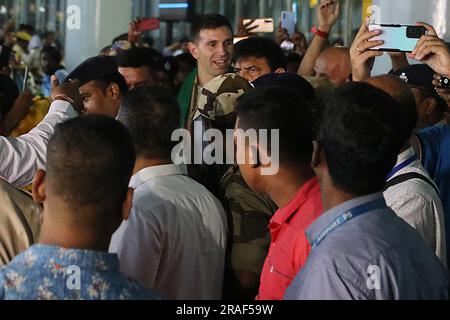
[256, 177, 323, 300]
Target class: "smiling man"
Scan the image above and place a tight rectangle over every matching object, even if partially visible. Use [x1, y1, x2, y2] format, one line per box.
[178, 14, 234, 129]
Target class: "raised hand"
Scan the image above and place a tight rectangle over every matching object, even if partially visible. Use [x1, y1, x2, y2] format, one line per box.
[51, 76, 84, 114]
[318, 0, 340, 33]
[408, 22, 450, 78]
[350, 18, 384, 81]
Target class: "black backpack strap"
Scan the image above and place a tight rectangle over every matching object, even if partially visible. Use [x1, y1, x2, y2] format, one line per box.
[384, 172, 440, 197]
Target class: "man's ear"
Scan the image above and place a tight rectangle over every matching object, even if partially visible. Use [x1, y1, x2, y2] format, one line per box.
[108, 83, 121, 100]
[32, 169, 46, 204]
[274, 67, 286, 74]
[249, 142, 262, 169]
[423, 97, 437, 115]
[121, 188, 134, 221]
[188, 41, 199, 60]
[311, 141, 324, 169]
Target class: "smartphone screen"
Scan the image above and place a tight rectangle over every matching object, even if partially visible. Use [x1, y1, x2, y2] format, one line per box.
[368, 24, 426, 52]
[136, 18, 160, 32]
[281, 11, 295, 36]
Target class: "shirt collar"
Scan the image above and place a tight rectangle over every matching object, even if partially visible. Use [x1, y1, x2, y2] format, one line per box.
[130, 164, 188, 189]
[395, 147, 417, 167]
[26, 245, 119, 273]
[272, 177, 320, 225]
[305, 192, 386, 246]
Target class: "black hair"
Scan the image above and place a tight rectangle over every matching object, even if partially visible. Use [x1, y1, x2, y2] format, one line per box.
[285, 51, 302, 64]
[386, 77, 418, 144]
[112, 33, 129, 44]
[176, 52, 197, 70]
[235, 86, 314, 166]
[140, 36, 154, 47]
[18, 24, 34, 35]
[46, 115, 136, 213]
[190, 14, 233, 42]
[93, 73, 128, 96]
[117, 85, 181, 160]
[232, 37, 287, 71]
[0, 74, 19, 117]
[153, 56, 179, 82]
[115, 47, 163, 70]
[318, 82, 404, 196]
[40, 46, 63, 64]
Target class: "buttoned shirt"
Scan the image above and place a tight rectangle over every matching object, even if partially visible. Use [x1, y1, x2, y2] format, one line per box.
[284, 193, 449, 300]
[110, 164, 228, 300]
[384, 147, 446, 265]
[0, 100, 77, 187]
[0, 245, 161, 300]
[257, 177, 323, 300]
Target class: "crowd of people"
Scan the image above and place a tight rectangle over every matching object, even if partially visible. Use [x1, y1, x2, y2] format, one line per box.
[0, 0, 449, 300]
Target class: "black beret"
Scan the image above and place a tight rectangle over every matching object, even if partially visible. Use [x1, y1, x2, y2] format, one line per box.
[65, 56, 123, 87]
[251, 73, 316, 102]
[392, 64, 436, 90]
[392, 63, 447, 112]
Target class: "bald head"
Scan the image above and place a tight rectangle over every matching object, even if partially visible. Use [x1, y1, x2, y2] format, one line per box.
[365, 75, 415, 107]
[314, 47, 351, 86]
[365, 75, 418, 145]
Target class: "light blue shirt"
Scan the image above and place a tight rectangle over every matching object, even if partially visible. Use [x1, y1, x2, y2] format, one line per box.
[0, 245, 162, 300]
[417, 125, 450, 268]
[284, 193, 449, 300]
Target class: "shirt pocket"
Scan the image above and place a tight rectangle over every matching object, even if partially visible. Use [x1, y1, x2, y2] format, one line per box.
[267, 248, 296, 281]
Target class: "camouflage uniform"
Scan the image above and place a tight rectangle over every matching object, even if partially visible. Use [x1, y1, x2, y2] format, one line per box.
[221, 166, 277, 299]
[185, 73, 253, 199]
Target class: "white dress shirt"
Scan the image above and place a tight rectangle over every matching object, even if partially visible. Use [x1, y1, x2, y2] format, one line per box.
[384, 147, 447, 266]
[0, 101, 77, 187]
[110, 164, 228, 300]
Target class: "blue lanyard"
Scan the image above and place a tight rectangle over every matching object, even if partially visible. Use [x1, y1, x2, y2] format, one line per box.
[311, 198, 386, 251]
[387, 155, 417, 180]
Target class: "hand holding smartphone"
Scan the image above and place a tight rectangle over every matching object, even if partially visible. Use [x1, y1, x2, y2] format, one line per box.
[368, 24, 427, 53]
[242, 18, 274, 33]
[136, 18, 160, 32]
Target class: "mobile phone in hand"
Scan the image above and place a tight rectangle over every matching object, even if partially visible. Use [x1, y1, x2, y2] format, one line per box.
[243, 18, 274, 33]
[136, 18, 160, 32]
[368, 24, 427, 53]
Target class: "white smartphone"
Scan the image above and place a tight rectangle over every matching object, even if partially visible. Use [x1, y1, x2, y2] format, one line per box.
[368, 24, 427, 53]
[243, 18, 274, 33]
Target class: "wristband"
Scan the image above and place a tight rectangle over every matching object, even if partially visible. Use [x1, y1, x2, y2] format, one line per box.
[312, 27, 330, 39]
[53, 94, 74, 105]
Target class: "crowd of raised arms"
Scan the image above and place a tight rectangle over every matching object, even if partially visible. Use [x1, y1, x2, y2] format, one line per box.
[0, 0, 449, 300]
